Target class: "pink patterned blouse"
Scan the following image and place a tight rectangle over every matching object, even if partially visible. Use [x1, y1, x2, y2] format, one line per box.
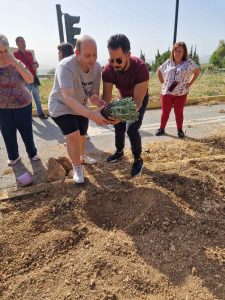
[0, 63, 32, 109]
[159, 58, 197, 96]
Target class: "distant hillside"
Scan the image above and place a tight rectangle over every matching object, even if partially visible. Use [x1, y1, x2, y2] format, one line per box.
[200, 55, 210, 64]
[38, 68, 53, 75]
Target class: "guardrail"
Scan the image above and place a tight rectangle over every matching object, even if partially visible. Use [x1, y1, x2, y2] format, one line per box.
[39, 74, 55, 79]
[211, 69, 225, 73]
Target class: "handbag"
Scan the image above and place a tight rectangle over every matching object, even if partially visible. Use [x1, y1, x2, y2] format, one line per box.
[168, 67, 179, 92]
[33, 74, 41, 86]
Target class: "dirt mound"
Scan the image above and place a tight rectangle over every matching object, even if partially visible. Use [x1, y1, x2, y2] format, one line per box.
[56, 156, 73, 174]
[0, 134, 225, 300]
[46, 158, 66, 182]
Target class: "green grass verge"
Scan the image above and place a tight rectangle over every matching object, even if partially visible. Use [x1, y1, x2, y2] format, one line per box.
[38, 72, 225, 108]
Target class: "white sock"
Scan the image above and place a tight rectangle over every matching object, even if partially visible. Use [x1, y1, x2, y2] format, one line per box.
[73, 164, 81, 172]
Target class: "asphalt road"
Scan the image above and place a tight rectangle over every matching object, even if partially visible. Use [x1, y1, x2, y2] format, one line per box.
[0, 103, 225, 193]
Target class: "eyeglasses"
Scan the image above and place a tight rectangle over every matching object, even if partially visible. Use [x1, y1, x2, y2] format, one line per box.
[108, 58, 123, 65]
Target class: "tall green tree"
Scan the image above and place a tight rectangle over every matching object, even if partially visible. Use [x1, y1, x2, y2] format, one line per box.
[140, 49, 146, 62]
[140, 49, 151, 71]
[193, 46, 200, 66]
[189, 45, 200, 66]
[210, 40, 225, 68]
[189, 45, 193, 59]
[151, 49, 171, 71]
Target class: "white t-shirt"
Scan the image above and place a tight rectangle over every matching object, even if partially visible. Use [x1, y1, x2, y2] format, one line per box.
[159, 58, 197, 96]
[48, 55, 101, 117]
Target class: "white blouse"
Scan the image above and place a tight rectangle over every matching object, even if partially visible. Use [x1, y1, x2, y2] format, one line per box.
[159, 58, 197, 96]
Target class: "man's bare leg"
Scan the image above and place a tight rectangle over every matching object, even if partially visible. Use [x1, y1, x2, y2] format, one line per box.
[65, 131, 84, 183]
[79, 134, 97, 165]
[65, 130, 81, 165]
[79, 135, 86, 157]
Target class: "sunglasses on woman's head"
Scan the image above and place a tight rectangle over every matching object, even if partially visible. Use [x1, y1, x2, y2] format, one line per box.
[108, 58, 123, 65]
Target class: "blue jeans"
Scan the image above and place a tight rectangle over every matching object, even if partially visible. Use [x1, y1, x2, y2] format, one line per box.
[26, 83, 43, 115]
[0, 104, 37, 160]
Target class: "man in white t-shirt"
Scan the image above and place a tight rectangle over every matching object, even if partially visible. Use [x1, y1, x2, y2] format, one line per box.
[48, 35, 109, 183]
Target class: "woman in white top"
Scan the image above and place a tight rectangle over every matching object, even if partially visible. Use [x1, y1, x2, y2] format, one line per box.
[156, 42, 200, 138]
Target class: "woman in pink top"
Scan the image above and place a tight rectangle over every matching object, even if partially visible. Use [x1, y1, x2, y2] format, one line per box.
[156, 42, 200, 138]
[0, 34, 39, 166]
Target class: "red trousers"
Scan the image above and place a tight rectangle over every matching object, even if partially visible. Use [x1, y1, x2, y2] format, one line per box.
[160, 94, 187, 129]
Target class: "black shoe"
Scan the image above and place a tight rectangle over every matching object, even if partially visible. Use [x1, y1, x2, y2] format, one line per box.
[131, 158, 144, 177]
[177, 129, 185, 138]
[107, 151, 124, 162]
[155, 128, 165, 136]
[39, 113, 48, 119]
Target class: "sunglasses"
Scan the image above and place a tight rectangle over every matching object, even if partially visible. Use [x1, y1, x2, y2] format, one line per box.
[108, 58, 123, 65]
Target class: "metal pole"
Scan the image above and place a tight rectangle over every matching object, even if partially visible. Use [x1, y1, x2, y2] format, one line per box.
[56, 4, 64, 43]
[173, 0, 179, 44]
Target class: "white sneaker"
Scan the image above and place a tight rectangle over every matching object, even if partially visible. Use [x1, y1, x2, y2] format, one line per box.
[31, 154, 40, 161]
[80, 154, 97, 165]
[7, 156, 21, 166]
[73, 165, 84, 184]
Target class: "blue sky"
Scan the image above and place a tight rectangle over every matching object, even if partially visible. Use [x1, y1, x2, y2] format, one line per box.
[1, 0, 225, 70]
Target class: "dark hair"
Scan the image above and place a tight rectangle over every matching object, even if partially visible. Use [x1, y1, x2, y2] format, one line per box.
[171, 42, 188, 61]
[15, 36, 24, 43]
[107, 34, 130, 53]
[58, 42, 74, 59]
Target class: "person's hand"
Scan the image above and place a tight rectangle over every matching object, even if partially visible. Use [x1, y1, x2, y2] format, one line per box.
[90, 109, 110, 126]
[32, 63, 39, 71]
[90, 94, 106, 107]
[186, 82, 192, 89]
[134, 101, 142, 111]
[4, 53, 18, 67]
[108, 116, 121, 125]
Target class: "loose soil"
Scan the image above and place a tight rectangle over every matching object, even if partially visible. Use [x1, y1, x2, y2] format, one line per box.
[0, 133, 225, 300]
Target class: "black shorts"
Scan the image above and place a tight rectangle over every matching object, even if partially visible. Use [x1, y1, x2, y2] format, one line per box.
[52, 114, 89, 136]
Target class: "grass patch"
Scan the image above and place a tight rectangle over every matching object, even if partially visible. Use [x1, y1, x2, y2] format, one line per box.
[38, 72, 225, 107]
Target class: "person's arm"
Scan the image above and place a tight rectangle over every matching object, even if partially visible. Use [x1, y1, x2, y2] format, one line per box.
[89, 94, 106, 107]
[90, 64, 101, 96]
[157, 68, 164, 84]
[31, 52, 39, 71]
[61, 88, 109, 126]
[102, 81, 113, 104]
[32, 63, 39, 71]
[186, 67, 200, 88]
[133, 80, 149, 110]
[132, 63, 149, 110]
[57, 64, 109, 125]
[89, 64, 106, 107]
[6, 53, 33, 84]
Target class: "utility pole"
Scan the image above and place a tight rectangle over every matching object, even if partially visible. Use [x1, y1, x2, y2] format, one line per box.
[173, 0, 179, 45]
[56, 4, 64, 43]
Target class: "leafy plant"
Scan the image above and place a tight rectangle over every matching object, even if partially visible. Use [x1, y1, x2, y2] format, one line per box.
[101, 97, 138, 122]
